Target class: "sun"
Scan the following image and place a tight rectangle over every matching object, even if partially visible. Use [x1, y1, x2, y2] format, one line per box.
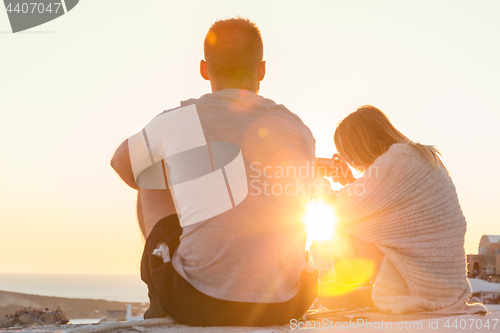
[304, 199, 337, 249]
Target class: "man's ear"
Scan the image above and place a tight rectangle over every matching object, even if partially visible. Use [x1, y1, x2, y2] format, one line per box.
[200, 60, 210, 81]
[258, 61, 266, 81]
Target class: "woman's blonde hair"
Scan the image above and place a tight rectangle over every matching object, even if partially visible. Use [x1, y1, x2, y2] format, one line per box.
[334, 105, 445, 171]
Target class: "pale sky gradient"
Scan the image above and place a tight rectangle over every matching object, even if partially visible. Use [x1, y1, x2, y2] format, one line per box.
[1, 0, 499, 274]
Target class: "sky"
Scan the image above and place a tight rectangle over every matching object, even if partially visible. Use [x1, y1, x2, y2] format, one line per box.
[1, 0, 499, 275]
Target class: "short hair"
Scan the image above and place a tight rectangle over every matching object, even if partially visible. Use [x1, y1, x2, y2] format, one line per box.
[204, 18, 263, 80]
[334, 105, 445, 171]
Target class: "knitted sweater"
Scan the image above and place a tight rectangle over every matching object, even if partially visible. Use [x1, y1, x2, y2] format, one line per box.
[329, 143, 487, 315]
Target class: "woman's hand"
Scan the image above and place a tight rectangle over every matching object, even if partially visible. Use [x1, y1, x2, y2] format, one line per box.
[331, 154, 355, 186]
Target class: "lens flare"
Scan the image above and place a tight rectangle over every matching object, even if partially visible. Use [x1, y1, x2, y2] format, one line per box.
[206, 31, 217, 45]
[320, 258, 375, 297]
[258, 127, 268, 138]
[304, 199, 336, 249]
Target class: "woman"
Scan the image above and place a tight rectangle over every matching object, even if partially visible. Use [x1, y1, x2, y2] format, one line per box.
[328, 105, 486, 315]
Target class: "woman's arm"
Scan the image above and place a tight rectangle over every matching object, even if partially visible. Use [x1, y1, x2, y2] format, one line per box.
[316, 154, 356, 186]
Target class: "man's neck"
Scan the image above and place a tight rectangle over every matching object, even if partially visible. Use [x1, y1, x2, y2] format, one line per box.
[210, 79, 259, 93]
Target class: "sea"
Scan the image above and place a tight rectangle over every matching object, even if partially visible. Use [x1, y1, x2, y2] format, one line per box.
[0, 273, 149, 303]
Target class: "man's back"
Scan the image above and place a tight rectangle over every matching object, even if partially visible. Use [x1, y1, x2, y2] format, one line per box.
[163, 89, 316, 303]
[112, 18, 319, 325]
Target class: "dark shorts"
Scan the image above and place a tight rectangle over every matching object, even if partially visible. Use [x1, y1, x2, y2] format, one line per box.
[140, 215, 319, 327]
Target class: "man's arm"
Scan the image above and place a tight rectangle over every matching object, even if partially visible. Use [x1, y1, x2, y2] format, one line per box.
[111, 139, 177, 239]
[110, 139, 139, 190]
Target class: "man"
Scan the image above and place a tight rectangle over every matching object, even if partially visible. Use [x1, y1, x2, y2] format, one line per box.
[111, 18, 318, 326]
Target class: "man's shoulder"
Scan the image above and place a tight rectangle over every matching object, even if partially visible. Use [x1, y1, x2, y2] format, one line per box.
[152, 91, 315, 143]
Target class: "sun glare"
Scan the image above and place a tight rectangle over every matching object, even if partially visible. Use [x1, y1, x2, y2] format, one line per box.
[304, 199, 337, 249]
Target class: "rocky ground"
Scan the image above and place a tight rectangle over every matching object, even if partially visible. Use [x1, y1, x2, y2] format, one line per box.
[1, 311, 67, 328]
[0, 289, 147, 328]
[2, 289, 499, 332]
[2, 311, 500, 333]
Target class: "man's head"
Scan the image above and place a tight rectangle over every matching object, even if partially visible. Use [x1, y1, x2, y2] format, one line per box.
[201, 18, 265, 92]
